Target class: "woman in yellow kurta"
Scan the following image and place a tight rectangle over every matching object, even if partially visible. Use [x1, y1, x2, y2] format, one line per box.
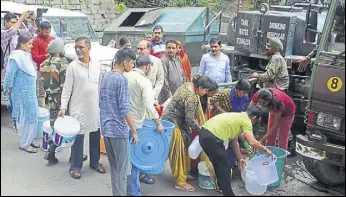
[161, 75, 216, 192]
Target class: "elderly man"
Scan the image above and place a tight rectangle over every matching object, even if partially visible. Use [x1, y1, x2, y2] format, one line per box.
[136, 40, 164, 103]
[124, 55, 164, 196]
[58, 37, 106, 179]
[251, 37, 289, 91]
[158, 40, 185, 105]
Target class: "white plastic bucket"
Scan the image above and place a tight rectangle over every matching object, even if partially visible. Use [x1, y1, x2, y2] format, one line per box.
[249, 155, 279, 186]
[188, 135, 202, 159]
[245, 166, 267, 195]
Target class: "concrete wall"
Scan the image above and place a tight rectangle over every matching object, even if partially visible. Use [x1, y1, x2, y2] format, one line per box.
[4, 0, 118, 39]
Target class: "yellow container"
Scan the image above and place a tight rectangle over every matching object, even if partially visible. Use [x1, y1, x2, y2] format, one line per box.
[100, 136, 106, 154]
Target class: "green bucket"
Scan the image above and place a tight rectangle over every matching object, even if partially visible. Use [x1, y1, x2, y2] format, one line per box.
[256, 146, 289, 187]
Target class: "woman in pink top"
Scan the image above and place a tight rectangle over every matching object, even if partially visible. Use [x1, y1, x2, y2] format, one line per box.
[250, 88, 296, 150]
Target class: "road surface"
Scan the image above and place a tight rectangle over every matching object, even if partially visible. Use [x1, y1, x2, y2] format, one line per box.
[1, 108, 344, 196]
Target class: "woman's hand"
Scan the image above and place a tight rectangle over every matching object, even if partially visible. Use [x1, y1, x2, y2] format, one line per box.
[238, 158, 247, 171]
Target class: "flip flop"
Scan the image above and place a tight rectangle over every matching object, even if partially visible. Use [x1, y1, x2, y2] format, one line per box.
[30, 142, 40, 149]
[19, 147, 37, 153]
[175, 184, 196, 192]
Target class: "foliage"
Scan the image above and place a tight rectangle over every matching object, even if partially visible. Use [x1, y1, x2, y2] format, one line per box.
[114, 1, 128, 14]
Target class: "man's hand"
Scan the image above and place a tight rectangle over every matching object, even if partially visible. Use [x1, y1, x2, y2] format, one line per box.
[259, 138, 265, 145]
[157, 123, 164, 133]
[238, 158, 247, 172]
[20, 11, 31, 20]
[251, 72, 259, 78]
[131, 133, 139, 145]
[57, 109, 66, 117]
[297, 57, 310, 72]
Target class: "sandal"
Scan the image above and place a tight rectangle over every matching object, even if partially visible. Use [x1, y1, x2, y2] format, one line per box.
[30, 142, 40, 149]
[69, 169, 81, 179]
[91, 164, 106, 174]
[140, 174, 155, 184]
[19, 147, 37, 153]
[175, 183, 196, 192]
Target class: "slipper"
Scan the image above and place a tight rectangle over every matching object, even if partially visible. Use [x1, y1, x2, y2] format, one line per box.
[175, 184, 196, 192]
[91, 164, 106, 174]
[140, 174, 155, 184]
[69, 169, 81, 179]
[30, 142, 40, 149]
[19, 147, 37, 153]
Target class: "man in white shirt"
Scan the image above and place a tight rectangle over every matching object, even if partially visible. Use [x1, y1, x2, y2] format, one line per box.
[136, 40, 164, 103]
[58, 37, 106, 179]
[124, 56, 164, 195]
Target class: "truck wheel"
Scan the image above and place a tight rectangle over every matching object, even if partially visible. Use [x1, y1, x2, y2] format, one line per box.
[303, 157, 345, 186]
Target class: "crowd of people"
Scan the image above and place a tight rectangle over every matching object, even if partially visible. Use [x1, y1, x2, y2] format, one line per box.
[1, 10, 298, 197]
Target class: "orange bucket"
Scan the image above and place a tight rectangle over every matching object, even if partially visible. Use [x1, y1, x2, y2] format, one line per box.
[100, 136, 106, 154]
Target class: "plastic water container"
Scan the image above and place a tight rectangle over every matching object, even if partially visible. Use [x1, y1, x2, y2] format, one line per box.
[188, 135, 202, 159]
[245, 166, 267, 195]
[248, 154, 278, 186]
[36, 107, 50, 139]
[256, 146, 289, 187]
[143, 119, 175, 140]
[198, 161, 216, 190]
[141, 160, 166, 175]
[41, 120, 62, 152]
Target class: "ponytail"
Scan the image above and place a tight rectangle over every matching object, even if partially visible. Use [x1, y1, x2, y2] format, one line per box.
[258, 88, 283, 110]
[192, 75, 215, 90]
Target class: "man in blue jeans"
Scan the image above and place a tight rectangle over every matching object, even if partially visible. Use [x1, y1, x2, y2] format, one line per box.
[124, 55, 164, 196]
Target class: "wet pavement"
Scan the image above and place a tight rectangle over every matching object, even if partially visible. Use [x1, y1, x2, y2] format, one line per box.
[1, 108, 344, 196]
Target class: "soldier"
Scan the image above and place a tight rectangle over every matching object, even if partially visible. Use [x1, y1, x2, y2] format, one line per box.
[40, 38, 68, 164]
[251, 37, 289, 91]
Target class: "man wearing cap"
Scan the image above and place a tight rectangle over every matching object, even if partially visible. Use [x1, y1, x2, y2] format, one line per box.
[251, 37, 289, 91]
[124, 55, 164, 196]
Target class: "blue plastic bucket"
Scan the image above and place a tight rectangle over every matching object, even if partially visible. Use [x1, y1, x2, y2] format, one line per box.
[256, 146, 289, 187]
[36, 107, 49, 139]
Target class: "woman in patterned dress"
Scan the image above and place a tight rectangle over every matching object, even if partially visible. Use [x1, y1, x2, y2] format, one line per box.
[161, 75, 215, 192]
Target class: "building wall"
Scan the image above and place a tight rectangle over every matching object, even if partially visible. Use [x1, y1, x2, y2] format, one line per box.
[3, 0, 118, 39]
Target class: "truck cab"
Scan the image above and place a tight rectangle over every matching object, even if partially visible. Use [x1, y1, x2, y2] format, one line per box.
[296, 0, 345, 186]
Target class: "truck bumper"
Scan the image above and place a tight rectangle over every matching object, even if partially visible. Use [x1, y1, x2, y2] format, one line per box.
[296, 134, 345, 167]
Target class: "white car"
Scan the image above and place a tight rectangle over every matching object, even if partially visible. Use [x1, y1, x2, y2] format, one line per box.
[1, 1, 117, 71]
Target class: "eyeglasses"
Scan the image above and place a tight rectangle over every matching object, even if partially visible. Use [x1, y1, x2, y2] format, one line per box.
[75, 46, 85, 50]
[137, 47, 147, 51]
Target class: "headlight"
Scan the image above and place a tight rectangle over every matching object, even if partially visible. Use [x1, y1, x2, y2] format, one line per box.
[316, 113, 341, 130]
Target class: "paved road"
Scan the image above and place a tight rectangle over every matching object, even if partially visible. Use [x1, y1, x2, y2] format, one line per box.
[1, 108, 344, 196]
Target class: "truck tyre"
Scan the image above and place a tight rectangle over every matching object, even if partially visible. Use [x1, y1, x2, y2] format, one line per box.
[303, 157, 345, 186]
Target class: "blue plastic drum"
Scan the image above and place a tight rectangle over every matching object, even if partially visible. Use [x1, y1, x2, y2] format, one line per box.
[129, 127, 169, 172]
[143, 119, 175, 139]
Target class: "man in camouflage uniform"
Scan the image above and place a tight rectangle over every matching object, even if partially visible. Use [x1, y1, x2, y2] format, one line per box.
[251, 37, 289, 91]
[40, 38, 68, 164]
